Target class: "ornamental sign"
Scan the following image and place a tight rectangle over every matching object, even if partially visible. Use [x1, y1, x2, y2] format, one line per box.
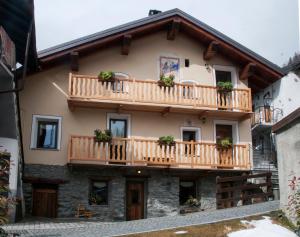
[0, 26, 16, 69]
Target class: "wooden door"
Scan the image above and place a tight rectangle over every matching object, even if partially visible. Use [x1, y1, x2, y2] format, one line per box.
[32, 187, 57, 218]
[126, 182, 144, 220]
[216, 124, 233, 166]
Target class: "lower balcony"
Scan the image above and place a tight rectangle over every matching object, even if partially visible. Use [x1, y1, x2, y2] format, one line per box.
[68, 136, 251, 170]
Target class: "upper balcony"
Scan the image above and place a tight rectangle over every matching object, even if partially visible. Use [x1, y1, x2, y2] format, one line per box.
[68, 73, 252, 118]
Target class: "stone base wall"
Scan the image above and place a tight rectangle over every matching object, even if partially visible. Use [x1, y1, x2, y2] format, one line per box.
[23, 164, 227, 221]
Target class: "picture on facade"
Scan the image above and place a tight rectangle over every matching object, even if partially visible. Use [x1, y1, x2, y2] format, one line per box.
[160, 56, 180, 79]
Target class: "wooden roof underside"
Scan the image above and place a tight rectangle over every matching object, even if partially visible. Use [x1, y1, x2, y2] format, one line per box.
[38, 14, 283, 93]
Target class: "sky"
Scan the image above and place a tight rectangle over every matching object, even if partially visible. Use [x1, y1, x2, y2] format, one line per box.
[34, 0, 299, 66]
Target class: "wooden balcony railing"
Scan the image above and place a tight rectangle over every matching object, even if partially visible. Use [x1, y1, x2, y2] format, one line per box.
[68, 136, 251, 170]
[69, 74, 252, 112]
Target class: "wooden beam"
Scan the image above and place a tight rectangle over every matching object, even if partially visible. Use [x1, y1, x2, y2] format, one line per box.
[70, 51, 79, 71]
[250, 74, 270, 87]
[117, 104, 124, 113]
[198, 110, 207, 119]
[203, 41, 219, 60]
[162, 107, 171, 117]
[239, 113, 252, 121]
[167, 19, 181, 40]
[239, 62, 256, 80]
[121, 34, 132, 55]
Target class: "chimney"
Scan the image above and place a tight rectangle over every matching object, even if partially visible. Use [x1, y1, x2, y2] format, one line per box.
[148, 9, 162, 16]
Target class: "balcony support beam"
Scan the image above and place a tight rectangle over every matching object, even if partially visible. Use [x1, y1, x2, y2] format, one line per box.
[239, 113, 252, 121]
[121, 34, 132, 55]
[240, 62, 256, 81]
[70, 52, 79, 71]
[198, 110, 208, 120]
[203, 41, 219, 60]
[117, 104, 124, 113]
[167, 19, 181, 40]
[162, 107, 171, 117]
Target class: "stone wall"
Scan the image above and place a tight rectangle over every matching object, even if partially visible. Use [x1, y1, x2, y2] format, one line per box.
[24, 164, 221, 220]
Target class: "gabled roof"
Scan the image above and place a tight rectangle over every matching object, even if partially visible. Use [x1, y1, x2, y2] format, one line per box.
[37, 9, 284, 91]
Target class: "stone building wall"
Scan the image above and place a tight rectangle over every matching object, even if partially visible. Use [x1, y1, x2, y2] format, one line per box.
[23, 164, 223, 221]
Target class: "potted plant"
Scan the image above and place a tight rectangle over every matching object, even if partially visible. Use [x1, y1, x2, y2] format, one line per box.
[158, 74, 175, 87]
[216, 81, 233, 93]
[158, 135, 176, 146]
[94, 129, 112, 143]
[217, 137, 232, 150]
[98, 71, 115, 82]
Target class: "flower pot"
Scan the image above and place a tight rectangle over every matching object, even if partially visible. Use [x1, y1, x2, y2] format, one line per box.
[157, 80, 174, 87]
[94, 137, 112, 144]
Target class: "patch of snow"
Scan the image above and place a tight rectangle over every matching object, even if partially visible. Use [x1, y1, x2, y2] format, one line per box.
[228, 216, 297, 237]
[174, 230, 188, 235]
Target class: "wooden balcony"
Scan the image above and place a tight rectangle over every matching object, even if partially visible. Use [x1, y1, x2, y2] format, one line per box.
[68, 74, 252, 118]
[68, 136, 251, 170]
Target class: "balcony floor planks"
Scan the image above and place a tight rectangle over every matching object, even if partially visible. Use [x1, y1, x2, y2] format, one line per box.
[68, 98, 252, 119]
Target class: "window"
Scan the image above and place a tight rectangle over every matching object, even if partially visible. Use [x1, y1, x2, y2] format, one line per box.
[179, 180, 196, 205]
[214, 120, 239, 144]
[89, 180, 108, 205]
[213, 65, 237, 87]
[30, 115, 62, 150]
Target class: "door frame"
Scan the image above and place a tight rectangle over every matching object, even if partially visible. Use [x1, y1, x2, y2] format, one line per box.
[107, 113, 131, 138]
[213, 120, 239, 144]
[125, 179, 146, 221]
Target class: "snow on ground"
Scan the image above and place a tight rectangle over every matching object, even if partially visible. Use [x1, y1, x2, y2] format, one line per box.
[228, 216, 297, 237]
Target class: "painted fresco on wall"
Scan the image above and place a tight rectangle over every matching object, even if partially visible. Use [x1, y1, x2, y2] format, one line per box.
[160, 56, 180, 80]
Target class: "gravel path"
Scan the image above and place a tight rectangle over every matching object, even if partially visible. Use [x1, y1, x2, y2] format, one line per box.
[3, 200, 280, 237]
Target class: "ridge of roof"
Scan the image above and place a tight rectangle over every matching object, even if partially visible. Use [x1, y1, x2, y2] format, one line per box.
[38, 8, 283, 75]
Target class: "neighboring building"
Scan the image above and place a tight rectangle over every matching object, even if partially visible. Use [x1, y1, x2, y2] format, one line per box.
[251, 60, 300, 198]
[20, 9, 283, 220]
[0, 0, 37, 221]
[272, 107, 300, 223]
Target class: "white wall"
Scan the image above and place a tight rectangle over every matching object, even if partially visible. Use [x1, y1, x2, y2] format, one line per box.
[253, 71, 300, 121]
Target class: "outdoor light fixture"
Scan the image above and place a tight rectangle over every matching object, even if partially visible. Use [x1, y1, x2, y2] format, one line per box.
[137, 170, 141, 174]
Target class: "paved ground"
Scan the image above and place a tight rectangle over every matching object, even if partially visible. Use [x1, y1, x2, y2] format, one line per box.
[3, 201, 279, 237]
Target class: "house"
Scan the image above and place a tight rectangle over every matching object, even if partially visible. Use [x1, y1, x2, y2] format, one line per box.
[272, 107, 300, 223]
[251, 60, 300, 199]
[20, 9, 283, 220]
[0, 0, 37, 221]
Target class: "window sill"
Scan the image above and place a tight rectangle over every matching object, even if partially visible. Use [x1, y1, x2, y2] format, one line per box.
[30, 147, 60, 151]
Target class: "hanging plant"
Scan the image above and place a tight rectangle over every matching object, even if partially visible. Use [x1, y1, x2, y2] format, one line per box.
[98, 71, 115, 82]
[158, 135, 176, 146]
[217, 81, 233, 93]
[217, 137, 233, 150]
[158, 74, 175, 87]
[94, 129, 112, 143]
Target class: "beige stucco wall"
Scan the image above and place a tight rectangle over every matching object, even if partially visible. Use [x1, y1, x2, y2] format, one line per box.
[20, 31, 251, 166]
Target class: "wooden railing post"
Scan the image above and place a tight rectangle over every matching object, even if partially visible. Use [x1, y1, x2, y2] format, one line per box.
[68, 73, 72, 96]
[131, 138, 134, 165]
[191, 140, 194, 168]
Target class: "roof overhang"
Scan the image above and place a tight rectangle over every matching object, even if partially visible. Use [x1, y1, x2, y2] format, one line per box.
[272, 107, 300, 133]
[37, 9, 284, 92]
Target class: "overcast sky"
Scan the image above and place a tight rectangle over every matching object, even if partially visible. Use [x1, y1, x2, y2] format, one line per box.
[34, 0, 299, 66]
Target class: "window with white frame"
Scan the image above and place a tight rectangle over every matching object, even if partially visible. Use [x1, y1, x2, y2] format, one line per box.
[213, 65, 237, 87]
[30, 115, 62, 150]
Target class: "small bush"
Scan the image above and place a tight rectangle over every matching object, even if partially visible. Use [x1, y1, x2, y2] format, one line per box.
[217, 81, 233, 91]
[159, 74, 175, 87]
[217, 137, 232, 149]
[94, 129, 112, 143]
[158, 135, 175, 146]
[98, 71, 114, 81]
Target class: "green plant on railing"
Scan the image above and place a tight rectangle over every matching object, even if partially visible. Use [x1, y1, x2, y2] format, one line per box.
[217, 81, 233, 92]
[185, 196, 201, 207]
[158, 74, 175, 87]
[98, 71, 115, 81]
[94, 129, 112, 143]
[158, 135, 175, 146]
[217, 137, 233, 149]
